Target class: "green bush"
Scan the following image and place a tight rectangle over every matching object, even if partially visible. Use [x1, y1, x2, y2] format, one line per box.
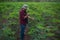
[0, 2, 60, 40]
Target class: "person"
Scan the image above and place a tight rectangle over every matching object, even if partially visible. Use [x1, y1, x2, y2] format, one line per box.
[19, 4, 34, 40]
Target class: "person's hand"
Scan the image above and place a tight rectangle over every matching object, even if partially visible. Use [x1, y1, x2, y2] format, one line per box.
[31, 17, 35, 20]
[28, 16, 35, 20]
[24, 14, 29, 19]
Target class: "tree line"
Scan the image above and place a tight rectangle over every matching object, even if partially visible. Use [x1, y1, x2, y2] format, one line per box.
[0, 0, 60, 2]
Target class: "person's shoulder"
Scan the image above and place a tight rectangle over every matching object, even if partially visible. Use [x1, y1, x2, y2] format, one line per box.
[20, 9, 24, 15]
[20, 9, 24, 12]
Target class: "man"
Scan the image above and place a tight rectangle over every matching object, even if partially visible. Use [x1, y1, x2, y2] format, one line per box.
[19, 4, 34, 40]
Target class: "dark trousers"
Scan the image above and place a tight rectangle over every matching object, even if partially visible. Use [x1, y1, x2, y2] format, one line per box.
[20, 24, 26, 40]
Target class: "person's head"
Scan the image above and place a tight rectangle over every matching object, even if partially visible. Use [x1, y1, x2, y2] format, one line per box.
[22, 4, 28, 10]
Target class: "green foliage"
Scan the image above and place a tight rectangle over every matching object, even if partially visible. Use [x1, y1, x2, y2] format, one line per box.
[0, 27, 16, 40]
[0, 2, 60, 40]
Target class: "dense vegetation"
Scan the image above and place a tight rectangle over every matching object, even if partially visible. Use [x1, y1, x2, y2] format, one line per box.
[0, 0, 60, 2]
[0, 2, 60, 40]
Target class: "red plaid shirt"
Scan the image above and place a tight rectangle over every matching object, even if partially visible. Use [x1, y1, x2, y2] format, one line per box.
[19, 9, 28, 25]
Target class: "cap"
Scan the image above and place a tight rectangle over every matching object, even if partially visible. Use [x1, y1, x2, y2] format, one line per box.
[22, 4, 28, 9]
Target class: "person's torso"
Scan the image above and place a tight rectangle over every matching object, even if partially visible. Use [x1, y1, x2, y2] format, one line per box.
[20, 9, 28, 25]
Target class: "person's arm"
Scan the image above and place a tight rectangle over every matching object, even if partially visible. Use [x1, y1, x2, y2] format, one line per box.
[24, 14, 34, 20]
[24, 14, 29, 19]
[28, 16, 34, 20]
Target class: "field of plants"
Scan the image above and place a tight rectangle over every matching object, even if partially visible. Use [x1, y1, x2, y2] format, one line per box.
[0, 2, 60, 40]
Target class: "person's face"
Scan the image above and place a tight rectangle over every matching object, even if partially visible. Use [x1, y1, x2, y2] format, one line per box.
[24, 6, 27, 10]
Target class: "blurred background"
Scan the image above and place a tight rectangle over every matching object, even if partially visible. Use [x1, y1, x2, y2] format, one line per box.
[0, 0, 60, 40]
[0, 0, 60, 2]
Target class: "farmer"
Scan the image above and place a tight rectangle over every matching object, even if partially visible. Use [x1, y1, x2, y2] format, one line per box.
[19, 4, 34, 40]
